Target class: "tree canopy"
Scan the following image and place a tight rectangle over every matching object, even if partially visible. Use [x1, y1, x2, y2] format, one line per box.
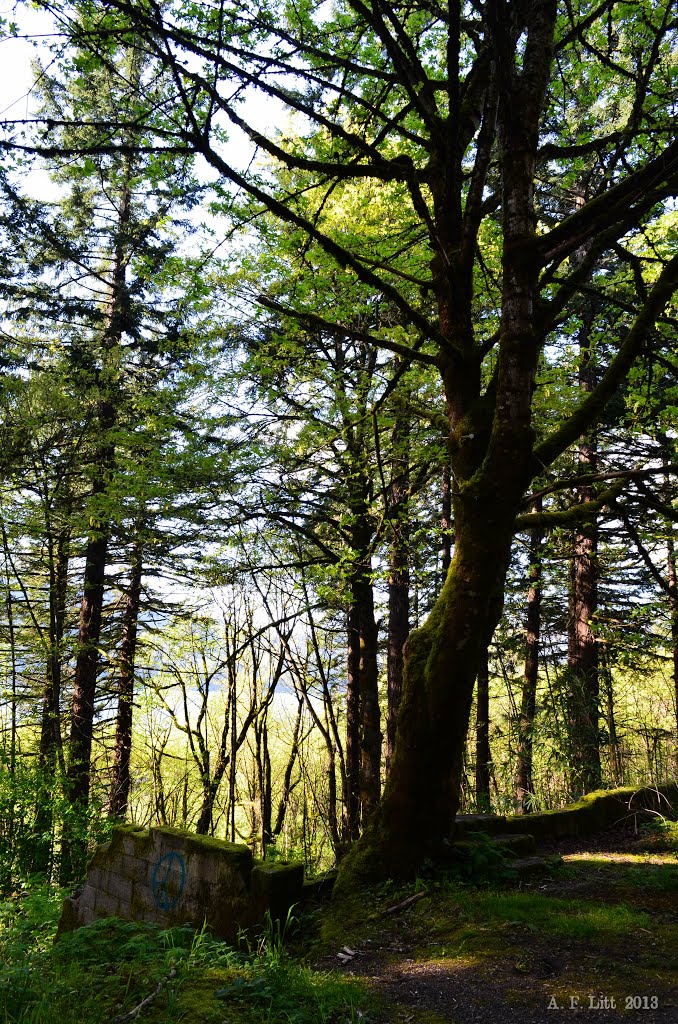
[0, 0, 676, 886]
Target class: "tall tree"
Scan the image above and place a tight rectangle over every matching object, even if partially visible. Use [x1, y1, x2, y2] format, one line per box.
[514, 500, 543, 814]
[566, 307, 602, 796]
[9, 0, 678, 882]
[386, 401, 410, 774]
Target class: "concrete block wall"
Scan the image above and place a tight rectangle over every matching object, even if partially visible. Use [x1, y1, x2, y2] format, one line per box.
[57, 825, 304, 942]
[454, 782, 678, 840]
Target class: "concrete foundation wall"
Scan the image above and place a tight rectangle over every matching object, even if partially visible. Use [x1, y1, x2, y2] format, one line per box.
[455, 783, 678, 840]
[57, 825, 304, 942]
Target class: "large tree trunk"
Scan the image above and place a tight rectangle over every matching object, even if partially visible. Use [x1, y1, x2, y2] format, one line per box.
[515, 502, 543, 813]
[336, 2, 557, 887]
[108, 540, 143, 818]
[338, 502, 525, 885]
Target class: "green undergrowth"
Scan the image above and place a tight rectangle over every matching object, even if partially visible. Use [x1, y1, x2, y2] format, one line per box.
[2, 820, 676, 1023]
[321, 877, 656, 954]
[315, 817, 678, 1019]
[0, 887, 372, 1024]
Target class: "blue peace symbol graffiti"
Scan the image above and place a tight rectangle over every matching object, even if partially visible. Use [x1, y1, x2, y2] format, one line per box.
[151, 851, 186, 911]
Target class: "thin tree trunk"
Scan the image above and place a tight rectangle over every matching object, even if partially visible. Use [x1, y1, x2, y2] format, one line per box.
[441, 462, 452, 579]
[108, 540, 143, 818]
[358, 570, 381, 818]
[2, 543, 17, 889]
[567, 314, 601, 798]
[567, 479, 601, 798]
[345, 592, 361, 841]
[601, 648, 622, 785]
[152, 733, 169, 825]
[256, 707, 273, 854]
[475, 647, 491, 811]
[272, 696, 303, 838]
[667, 532, 678, 746]
[515, 501, 543, 814]
[346, 543, 381, 835]
[386, 414, 410, 774]
[32, 527, 69, 875]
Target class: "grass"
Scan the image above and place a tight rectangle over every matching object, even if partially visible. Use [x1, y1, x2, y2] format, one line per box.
[312, 816, 678, 1019]
[2, 819, 676, 1023]
[452, 889, 653, 940]
[0, 886, 373, 1024]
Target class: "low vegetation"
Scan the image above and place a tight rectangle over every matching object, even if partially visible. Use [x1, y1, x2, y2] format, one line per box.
[1, 819, 675, 1023]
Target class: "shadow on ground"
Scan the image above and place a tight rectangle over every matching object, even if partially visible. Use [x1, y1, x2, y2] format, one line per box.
[313, 824, 678, 1024]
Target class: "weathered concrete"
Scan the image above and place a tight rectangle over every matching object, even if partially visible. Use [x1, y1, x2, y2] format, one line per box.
[455, 783, 678, 840]
[57, 825, 304, 942]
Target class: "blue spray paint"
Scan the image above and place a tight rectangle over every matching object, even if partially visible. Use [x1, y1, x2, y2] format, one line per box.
[151, 851, 186, 911]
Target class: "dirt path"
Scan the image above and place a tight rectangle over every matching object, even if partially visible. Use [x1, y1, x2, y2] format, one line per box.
[315, 827, 678, 1024]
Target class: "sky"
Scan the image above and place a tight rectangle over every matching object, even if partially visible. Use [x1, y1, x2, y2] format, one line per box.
[0, 0, 288, 201]
[0, 3, 58, 120]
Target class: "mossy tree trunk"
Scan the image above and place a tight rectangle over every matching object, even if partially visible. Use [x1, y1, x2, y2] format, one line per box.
[336, 0, 558, 886]
[346, 486, 531, 881]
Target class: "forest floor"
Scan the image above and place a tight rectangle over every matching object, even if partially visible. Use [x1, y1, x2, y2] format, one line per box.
[310, 819, 678, 1024]
[0, 819, 676, 1024]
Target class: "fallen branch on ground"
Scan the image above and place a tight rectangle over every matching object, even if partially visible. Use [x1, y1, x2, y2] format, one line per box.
[382, 890, 428, 915]
[112, 966, 177, 1023]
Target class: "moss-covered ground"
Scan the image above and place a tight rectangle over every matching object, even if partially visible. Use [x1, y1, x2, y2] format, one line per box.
[1, 819, 676, 1023]
[310, 818, 678, 1023]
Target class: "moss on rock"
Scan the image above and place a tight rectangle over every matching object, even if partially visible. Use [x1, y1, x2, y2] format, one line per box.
[58, 824, 304, 942]
[503, 784, 678, 840]
[151, 826, 253, 867]
[251, 861, 304, 922]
